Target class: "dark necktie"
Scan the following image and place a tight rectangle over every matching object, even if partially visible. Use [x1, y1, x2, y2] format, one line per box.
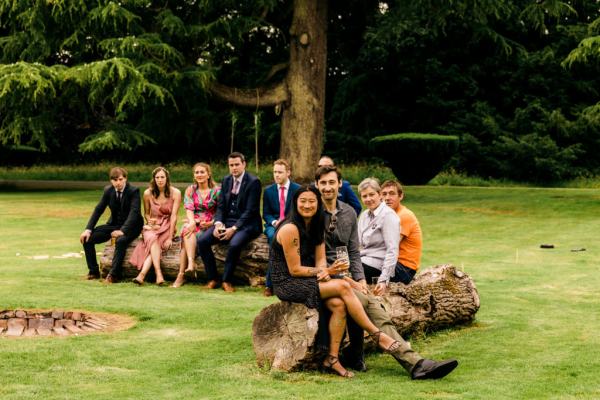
[117, 191, 122, 202]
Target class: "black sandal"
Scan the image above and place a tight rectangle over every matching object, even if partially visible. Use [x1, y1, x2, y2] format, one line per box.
[322, 355, 354, 378]
[368, 330, 401, 353]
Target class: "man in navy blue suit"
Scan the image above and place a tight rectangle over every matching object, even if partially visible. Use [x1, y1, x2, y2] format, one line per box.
[197, 152, 262, 292]
[317, 156, 362, 216]
[261, 158, 300, 296]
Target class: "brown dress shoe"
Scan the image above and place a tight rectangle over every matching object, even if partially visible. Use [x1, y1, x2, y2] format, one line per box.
[263, 287, 273, 297]
[86, 272, 100, 280]
[222, 282, 235, 293]
[104, 274, 118, 284]
[205, 280, 219, 289]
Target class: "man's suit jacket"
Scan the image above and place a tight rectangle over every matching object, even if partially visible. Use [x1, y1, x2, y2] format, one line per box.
[85, 182, 144, 236]
[262, 181, 301, 228]
[216, 172, 262, 234]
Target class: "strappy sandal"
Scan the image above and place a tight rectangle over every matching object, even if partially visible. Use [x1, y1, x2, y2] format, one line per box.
[322, 354, 354, 378]
[132, 276, 144, 285]
[368, 330, 401, 353]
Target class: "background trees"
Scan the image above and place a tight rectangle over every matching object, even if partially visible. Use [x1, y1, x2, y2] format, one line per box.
[1, 1, 599, 183]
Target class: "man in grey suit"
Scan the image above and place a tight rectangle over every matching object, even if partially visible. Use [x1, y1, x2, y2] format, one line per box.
[79, 167, 143, 283]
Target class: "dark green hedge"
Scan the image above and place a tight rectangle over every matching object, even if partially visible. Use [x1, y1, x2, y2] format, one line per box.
[370, 133, 459, 184]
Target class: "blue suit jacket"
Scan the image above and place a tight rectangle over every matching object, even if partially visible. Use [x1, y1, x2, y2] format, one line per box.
[339, 180, 362, 216]
[215, 172, 262, 234]
[262, 181, 301, 228]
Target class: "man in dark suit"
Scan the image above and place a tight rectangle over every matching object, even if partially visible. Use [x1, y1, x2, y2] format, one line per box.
[197, 152, 262, 292]
[261, 158, 300, 296]
[79, 167, 143, 283]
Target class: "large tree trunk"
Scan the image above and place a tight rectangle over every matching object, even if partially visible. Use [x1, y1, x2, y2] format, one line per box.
[99, 236, 270, 286]
[252, 264, 479, 372]
[209, 0, 327, 183]
[280, 0, 328, 183]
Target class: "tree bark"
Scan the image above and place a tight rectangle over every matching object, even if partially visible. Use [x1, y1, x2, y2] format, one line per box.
[207, 0, 328, 183]
[99, 235, 270, 286]
[279, 0, 328, 183]
[252, 264, 479, 371]
[209, 81, 288, 108]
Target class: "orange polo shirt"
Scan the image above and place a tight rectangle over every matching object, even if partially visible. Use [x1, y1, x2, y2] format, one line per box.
[395, 205, 422, 271]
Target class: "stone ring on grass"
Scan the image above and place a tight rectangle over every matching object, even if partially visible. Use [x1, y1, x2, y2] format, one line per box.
[0, 309, 135, 337]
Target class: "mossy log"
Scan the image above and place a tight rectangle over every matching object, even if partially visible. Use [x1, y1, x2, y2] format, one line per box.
[99, 235, 270, 286]
[252, 264, 479, 372]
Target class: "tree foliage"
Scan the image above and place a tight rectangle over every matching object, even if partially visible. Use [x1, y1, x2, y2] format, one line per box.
[1, 0, 600, 183]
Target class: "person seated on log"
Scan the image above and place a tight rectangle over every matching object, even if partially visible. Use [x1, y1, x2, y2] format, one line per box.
[172, 162, 221, 288]
[316, 155, 362, 216]
[197, 152, 262, 292]
[261, 158, 300, 297]
[79, 167, 144, 284]
[130, 167, 181, 285]
[381, 179, 422, 285]
[357, 177, 400, 296]
[270, 185, 409, 379]
[315, 165, 457, 379]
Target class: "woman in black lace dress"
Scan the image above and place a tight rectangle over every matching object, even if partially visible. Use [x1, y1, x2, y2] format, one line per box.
[270, 186, 402, 378]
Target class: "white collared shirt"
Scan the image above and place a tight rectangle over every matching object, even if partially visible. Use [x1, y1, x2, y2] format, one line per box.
[357, 201, 400, 283]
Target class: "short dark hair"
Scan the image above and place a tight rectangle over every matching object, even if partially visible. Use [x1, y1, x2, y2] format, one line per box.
[228, 152, 246, 162]
[381, 179, 404, 195]
[318, 156, 335, 167]
[315, 165, 342, 182]
[109, 167, 127, 179]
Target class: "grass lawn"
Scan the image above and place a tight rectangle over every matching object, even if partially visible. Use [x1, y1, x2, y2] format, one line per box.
[1, 186, 599, 399]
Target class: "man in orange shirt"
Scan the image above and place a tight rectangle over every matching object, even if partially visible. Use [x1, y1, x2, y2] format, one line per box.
[381, 180, 422, 284]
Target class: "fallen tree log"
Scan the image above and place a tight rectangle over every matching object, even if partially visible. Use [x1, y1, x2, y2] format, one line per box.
[252, 264, 479, 371]
[99, 235, 270, 286]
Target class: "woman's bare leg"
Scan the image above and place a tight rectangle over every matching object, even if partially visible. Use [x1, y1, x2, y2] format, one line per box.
[183, 233, 196, 272]
[172, 246, 187, 288]
[150, 242, 165, 284]
[323, 298, 353, 377]
[319, 279, 397, 350]
[133, 256, 153, 284]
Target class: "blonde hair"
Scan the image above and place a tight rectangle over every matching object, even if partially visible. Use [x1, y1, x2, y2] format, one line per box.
[192, 162, 216, 188]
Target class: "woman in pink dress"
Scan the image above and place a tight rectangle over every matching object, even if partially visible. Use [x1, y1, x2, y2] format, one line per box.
[172, 162, 220, 288]
[130, 167, 181, 285]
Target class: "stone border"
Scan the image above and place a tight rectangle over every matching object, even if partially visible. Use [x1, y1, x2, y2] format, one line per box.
[0, 309, 136, 338]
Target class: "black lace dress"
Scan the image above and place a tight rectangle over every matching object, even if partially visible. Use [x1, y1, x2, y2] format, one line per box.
[270, 222, 321, 309]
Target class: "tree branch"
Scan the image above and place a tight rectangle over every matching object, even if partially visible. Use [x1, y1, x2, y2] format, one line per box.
[209, 81, 288, 108]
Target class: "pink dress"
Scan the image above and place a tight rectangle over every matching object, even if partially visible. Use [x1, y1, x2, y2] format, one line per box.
[129, 196, 174, 270]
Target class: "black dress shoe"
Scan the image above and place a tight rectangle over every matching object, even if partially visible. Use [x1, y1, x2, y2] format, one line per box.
[86, 272, 100, 280]
[347, 358, 367, 372]
[340, 352, 367, 372]
[411, 359, 458, 380]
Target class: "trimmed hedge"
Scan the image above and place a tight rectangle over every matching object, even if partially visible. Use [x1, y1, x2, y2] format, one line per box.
[370, 133, 459, 184]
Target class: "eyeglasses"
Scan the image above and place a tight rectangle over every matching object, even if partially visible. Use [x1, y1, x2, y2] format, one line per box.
[327, 213, 337, 233]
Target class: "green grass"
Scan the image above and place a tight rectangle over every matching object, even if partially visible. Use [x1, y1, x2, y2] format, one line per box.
[1, 186, 600, 399]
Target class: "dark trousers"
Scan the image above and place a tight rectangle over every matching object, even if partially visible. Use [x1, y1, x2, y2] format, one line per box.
[363, 262, 416, 285]
[197, 225, 258, 283]
[264, 225, 276, 288]
[82, 224, 139, 277]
